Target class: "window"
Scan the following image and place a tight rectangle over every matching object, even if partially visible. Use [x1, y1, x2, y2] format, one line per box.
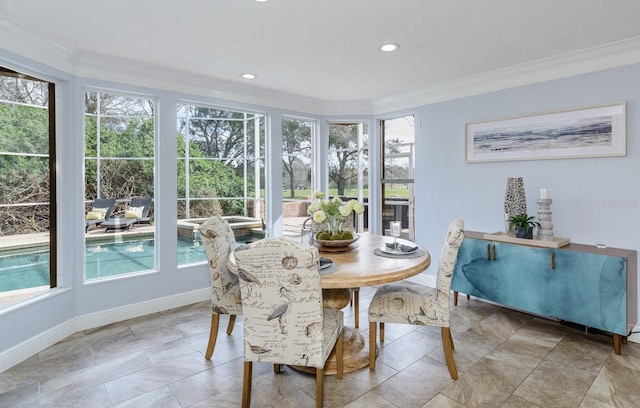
[84, 90, 156, 280]
[0, 67, 56, 304]
[282, 117, 314, 235]
[177, 105, 266, 266]
[381, 115, 415, 240]
[328, 122, 369, 231]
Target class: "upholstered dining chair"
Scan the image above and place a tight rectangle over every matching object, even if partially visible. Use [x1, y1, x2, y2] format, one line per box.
[368, 219, 464, 379]
[234, 238, 344, 408]
[198, 216, 242, 360]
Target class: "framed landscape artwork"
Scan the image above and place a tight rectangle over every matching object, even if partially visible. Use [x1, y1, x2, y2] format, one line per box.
[465, 102, 626, 162]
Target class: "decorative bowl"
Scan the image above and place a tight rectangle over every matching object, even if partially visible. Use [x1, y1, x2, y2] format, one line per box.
[314, 233, 361, 248]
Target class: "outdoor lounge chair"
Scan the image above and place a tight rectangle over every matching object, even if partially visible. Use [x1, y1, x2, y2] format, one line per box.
[102, 197, 153, 232]
[129, 197, 153, 225]
[85, 198, 116, 232]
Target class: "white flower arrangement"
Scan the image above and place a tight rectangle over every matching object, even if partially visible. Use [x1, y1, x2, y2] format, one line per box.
[307, 191, 365, 236]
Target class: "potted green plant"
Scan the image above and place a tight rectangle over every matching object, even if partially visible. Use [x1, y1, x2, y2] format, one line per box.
[508, 214, 540, 239]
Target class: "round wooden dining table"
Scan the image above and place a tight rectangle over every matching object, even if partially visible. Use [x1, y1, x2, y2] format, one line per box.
[314, 233, 431, 373]
[228, 233, 431, 374]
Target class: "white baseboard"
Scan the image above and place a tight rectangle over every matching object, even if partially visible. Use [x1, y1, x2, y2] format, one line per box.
[75, 288, 209, 331]
[406, 272, 436, 287]
[2, 282, 636, 374]
[0, 288, 210, 373]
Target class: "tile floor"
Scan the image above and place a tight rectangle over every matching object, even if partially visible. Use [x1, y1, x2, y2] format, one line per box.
[1, 287, 639, 407]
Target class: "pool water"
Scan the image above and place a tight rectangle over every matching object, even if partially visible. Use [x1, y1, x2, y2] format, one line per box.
[0, 239, 208, 293]
[0, 249, 50, 292]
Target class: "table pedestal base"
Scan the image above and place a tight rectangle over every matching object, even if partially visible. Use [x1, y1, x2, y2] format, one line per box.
[292, 326, 375, 375]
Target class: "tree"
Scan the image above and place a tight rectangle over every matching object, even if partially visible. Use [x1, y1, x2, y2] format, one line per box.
[0, 75, 50, 235]
[177, 133, 246, 217]
[328, 124, 359, 196]
[282, 119, 311, 198]
[180, 107, 250, 163]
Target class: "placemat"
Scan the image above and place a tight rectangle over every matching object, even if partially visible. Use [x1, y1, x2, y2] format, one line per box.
[373, 248, 425, 259]
[319, 263, 340, 275]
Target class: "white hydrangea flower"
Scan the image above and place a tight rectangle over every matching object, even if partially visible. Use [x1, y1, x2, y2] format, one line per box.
[350, 200, 365, 214]
[338, 205, 352, 217]
[307, 201, 320, 215]
[312, 210, 327, 223]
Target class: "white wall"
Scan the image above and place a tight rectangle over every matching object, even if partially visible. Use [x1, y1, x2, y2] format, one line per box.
[412, 65, 639, 344]
[414, 64, 639, 260]
[1, 45, 638, 372]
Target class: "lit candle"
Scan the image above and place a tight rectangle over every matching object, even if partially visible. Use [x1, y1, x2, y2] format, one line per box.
[539, 188, 549, 199]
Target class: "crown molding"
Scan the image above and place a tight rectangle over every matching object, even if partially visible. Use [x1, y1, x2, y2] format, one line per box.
[75, 52, 330, 115]
[80, 53, 374, 116]
[0, 16, 78, 75]
[371, 36, 640, 115]
[319, 100, 374, 116]
[2, 15, 640, 116]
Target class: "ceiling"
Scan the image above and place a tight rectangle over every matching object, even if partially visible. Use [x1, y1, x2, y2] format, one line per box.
[2, 0, 640, 106]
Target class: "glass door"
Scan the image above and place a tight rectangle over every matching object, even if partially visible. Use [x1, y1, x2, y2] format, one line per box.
[381, 116, 415, 241]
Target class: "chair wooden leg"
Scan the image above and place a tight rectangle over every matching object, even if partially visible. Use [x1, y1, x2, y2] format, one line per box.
[380, 322, 385, 342]
[336, 329, 344, 379]
[242, 361, 252, 408]
[315, 368, 324, 408]
[274, 364, 282, 373]
[441, 327, 458, 380]
[449, 328, 455, 351]
[453, 291, 458, 306]
[205, 314, 220, 360]
[226, 314, 237, 335]
[369, 321, 376, 370]
[353, 288, 360, 328]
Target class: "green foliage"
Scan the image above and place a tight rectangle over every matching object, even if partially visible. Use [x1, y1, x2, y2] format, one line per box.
[508, 214, 540, 232]
[0, 77, 51, 234]
[281, 118, 311, 198]
[177, 131, 248, 216]
[0, 104, 49, 154]
[328, 124, 360, 196]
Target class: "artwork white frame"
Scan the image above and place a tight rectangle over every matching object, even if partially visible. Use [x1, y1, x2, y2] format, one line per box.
[465, 102, 626, 163]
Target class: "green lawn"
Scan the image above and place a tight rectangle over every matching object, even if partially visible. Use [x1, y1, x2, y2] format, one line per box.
[280, 188, 409, 200]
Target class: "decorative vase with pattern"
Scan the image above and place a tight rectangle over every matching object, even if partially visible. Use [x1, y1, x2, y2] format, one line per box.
[504, 177, 526, 236]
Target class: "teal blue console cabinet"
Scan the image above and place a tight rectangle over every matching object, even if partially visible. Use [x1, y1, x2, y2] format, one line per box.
[452, 231, 637, 354]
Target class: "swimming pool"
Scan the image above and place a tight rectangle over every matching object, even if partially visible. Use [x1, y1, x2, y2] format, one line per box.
[0, 239, 209, 293]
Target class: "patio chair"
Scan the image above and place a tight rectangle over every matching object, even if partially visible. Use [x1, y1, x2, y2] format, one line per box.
[128, 197, 153, 225]
[102, 197, 153, 232]
[85, 198, 116, 232]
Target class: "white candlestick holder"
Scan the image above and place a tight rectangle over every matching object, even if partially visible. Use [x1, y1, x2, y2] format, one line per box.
[537, 198, 553, 241]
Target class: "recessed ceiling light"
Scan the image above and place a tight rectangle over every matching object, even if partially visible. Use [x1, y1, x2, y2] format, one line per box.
[380, 43, 399, 52]
[241, 73, 257, 79]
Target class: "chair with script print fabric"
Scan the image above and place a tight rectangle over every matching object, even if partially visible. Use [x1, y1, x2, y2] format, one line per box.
[199, 216, 242, 360]
[368, 219, 464, 379]
[234, 238, 344, 408]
